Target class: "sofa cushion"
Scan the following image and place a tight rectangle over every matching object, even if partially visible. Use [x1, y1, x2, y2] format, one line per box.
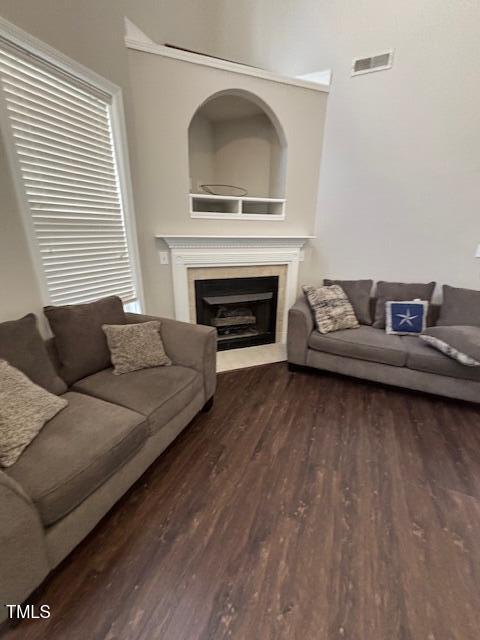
[44, 296, 126, 385]
[73, 365, 203, 434]
[436, 285, 480, 327]
[403, 336, 480, 382]
[308, 325, 407, 367]
[420, 326, 480, 367]
[373, 281, 436, 329]
[0, 314, 66, 394]
[6, 391, 146, 525]
[324, 279, 373, 325]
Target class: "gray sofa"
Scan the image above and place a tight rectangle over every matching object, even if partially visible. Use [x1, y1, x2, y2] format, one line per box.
[287, 297, 480, 403]
[0, 311, 216, 623]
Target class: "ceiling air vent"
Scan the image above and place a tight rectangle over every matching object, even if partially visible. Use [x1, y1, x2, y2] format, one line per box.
[352, 50, 393, 76]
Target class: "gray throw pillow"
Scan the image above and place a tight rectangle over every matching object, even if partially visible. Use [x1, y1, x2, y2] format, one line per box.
[103, 321, 172, 375]
[303, 284, 359, 334]
[0, 314, 66, 395]
[436, 285, 480, 327]
[44, 296, 126, 385]
[324, 279, 373, 325]
[373, 281, 436, 329]
[420, 326, 480, 366]
[0, 360, 68, 467]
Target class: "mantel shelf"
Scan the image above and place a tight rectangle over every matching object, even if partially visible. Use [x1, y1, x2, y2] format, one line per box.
[191, 193, 286, 203]
[156, 235, 314, 250]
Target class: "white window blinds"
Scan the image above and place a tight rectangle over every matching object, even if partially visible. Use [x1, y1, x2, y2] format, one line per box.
[0, 41, 138, 306]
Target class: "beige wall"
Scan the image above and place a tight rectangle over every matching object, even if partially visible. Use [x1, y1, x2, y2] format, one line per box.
[188, 113, 216, 192]
[0, 0, 326, 322]
[213, 114, 276, 198]
[0, 0, 219, 322]
[212, 0, 480, 296]
[190, 110, 286, 198]
[127, 50, 327, 316]
[0, 0, 127, 322]
[4, 1, 469, 324]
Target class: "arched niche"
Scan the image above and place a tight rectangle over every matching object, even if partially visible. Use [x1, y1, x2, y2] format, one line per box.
[188, 90, 287, 216]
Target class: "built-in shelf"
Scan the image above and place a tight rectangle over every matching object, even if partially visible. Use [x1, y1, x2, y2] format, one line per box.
[189, 193, 286, 220]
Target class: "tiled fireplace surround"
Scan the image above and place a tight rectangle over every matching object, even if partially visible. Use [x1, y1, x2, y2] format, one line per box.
[159, 236, 311, 370]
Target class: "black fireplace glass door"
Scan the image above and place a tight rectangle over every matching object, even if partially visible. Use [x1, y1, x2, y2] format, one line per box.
[195, 276, 279, 351]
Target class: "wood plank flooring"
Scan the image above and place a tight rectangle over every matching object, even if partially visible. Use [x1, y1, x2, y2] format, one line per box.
[3, 363, 480, 640]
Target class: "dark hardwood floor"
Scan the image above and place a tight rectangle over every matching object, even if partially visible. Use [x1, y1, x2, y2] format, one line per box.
[3, 363, 480, 640]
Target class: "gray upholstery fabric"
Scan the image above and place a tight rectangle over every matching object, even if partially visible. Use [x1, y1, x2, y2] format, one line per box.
[373, 281, 436, 329]
[305, 348, 480, 403]
[0, 314, 66, 394]
[73, 365, 203, 434]
[0, 471, 49, 623]
[45, 389, 205, 570]
[287, 297, 314, 366]
[426, 303, 441, 327]
[436, 285, 480, 327]
[420, 326, 480, 366]
[44, 296, 126, 385]
[403, 336, 480, 382]
[125, 313, 217, 402]
[308, 325, 407, 367]
[7, 391, 146, 526]
[324, 279, 373, 325]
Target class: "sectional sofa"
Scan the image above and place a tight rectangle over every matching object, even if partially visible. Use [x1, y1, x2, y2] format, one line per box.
[0, 307, 216, 623]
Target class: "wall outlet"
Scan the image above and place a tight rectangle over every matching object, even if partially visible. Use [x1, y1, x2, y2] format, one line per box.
[159, 252, 169, 265]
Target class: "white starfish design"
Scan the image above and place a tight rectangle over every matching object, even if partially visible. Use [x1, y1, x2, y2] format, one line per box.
[396, 308, 419, 327]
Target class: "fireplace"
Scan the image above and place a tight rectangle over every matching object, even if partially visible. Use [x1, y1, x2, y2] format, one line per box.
[195, 276, 279, 351]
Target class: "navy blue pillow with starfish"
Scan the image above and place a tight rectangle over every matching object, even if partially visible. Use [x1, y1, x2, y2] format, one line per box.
[385, 300, 428, 335]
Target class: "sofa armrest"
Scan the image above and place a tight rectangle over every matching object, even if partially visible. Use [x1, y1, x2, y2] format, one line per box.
[125, 313, 217, 401]
[287, 297, 314, 366]
[0, 471, 49, 621]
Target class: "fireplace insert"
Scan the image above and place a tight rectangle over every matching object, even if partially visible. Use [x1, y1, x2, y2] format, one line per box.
[195, 276, 279, 351]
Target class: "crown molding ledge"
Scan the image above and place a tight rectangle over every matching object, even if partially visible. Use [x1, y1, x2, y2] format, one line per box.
[157, 235, 314, 250]
[125, 36, 330, 94]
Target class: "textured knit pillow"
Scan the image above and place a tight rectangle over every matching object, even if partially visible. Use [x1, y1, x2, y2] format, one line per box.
[103, 321, 171, 375]
[303, 285, 359, 334]
[0, 360, 68, 467]
[420, 326, 480, 366]
[44, 296, 126, 385]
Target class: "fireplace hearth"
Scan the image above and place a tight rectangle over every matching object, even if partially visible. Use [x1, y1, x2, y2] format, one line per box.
[195, 276, 279, 351]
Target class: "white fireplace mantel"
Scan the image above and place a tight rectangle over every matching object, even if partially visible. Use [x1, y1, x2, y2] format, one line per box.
[159, 235, 314, 250]
[156, 235, 314, 341]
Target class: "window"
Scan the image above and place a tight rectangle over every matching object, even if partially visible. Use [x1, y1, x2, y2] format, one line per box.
[0, 28, 141, 308]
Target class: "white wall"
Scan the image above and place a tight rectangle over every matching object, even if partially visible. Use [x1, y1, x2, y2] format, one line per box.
[211, 0, 480, 296]
[2, 0, 478, 324]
